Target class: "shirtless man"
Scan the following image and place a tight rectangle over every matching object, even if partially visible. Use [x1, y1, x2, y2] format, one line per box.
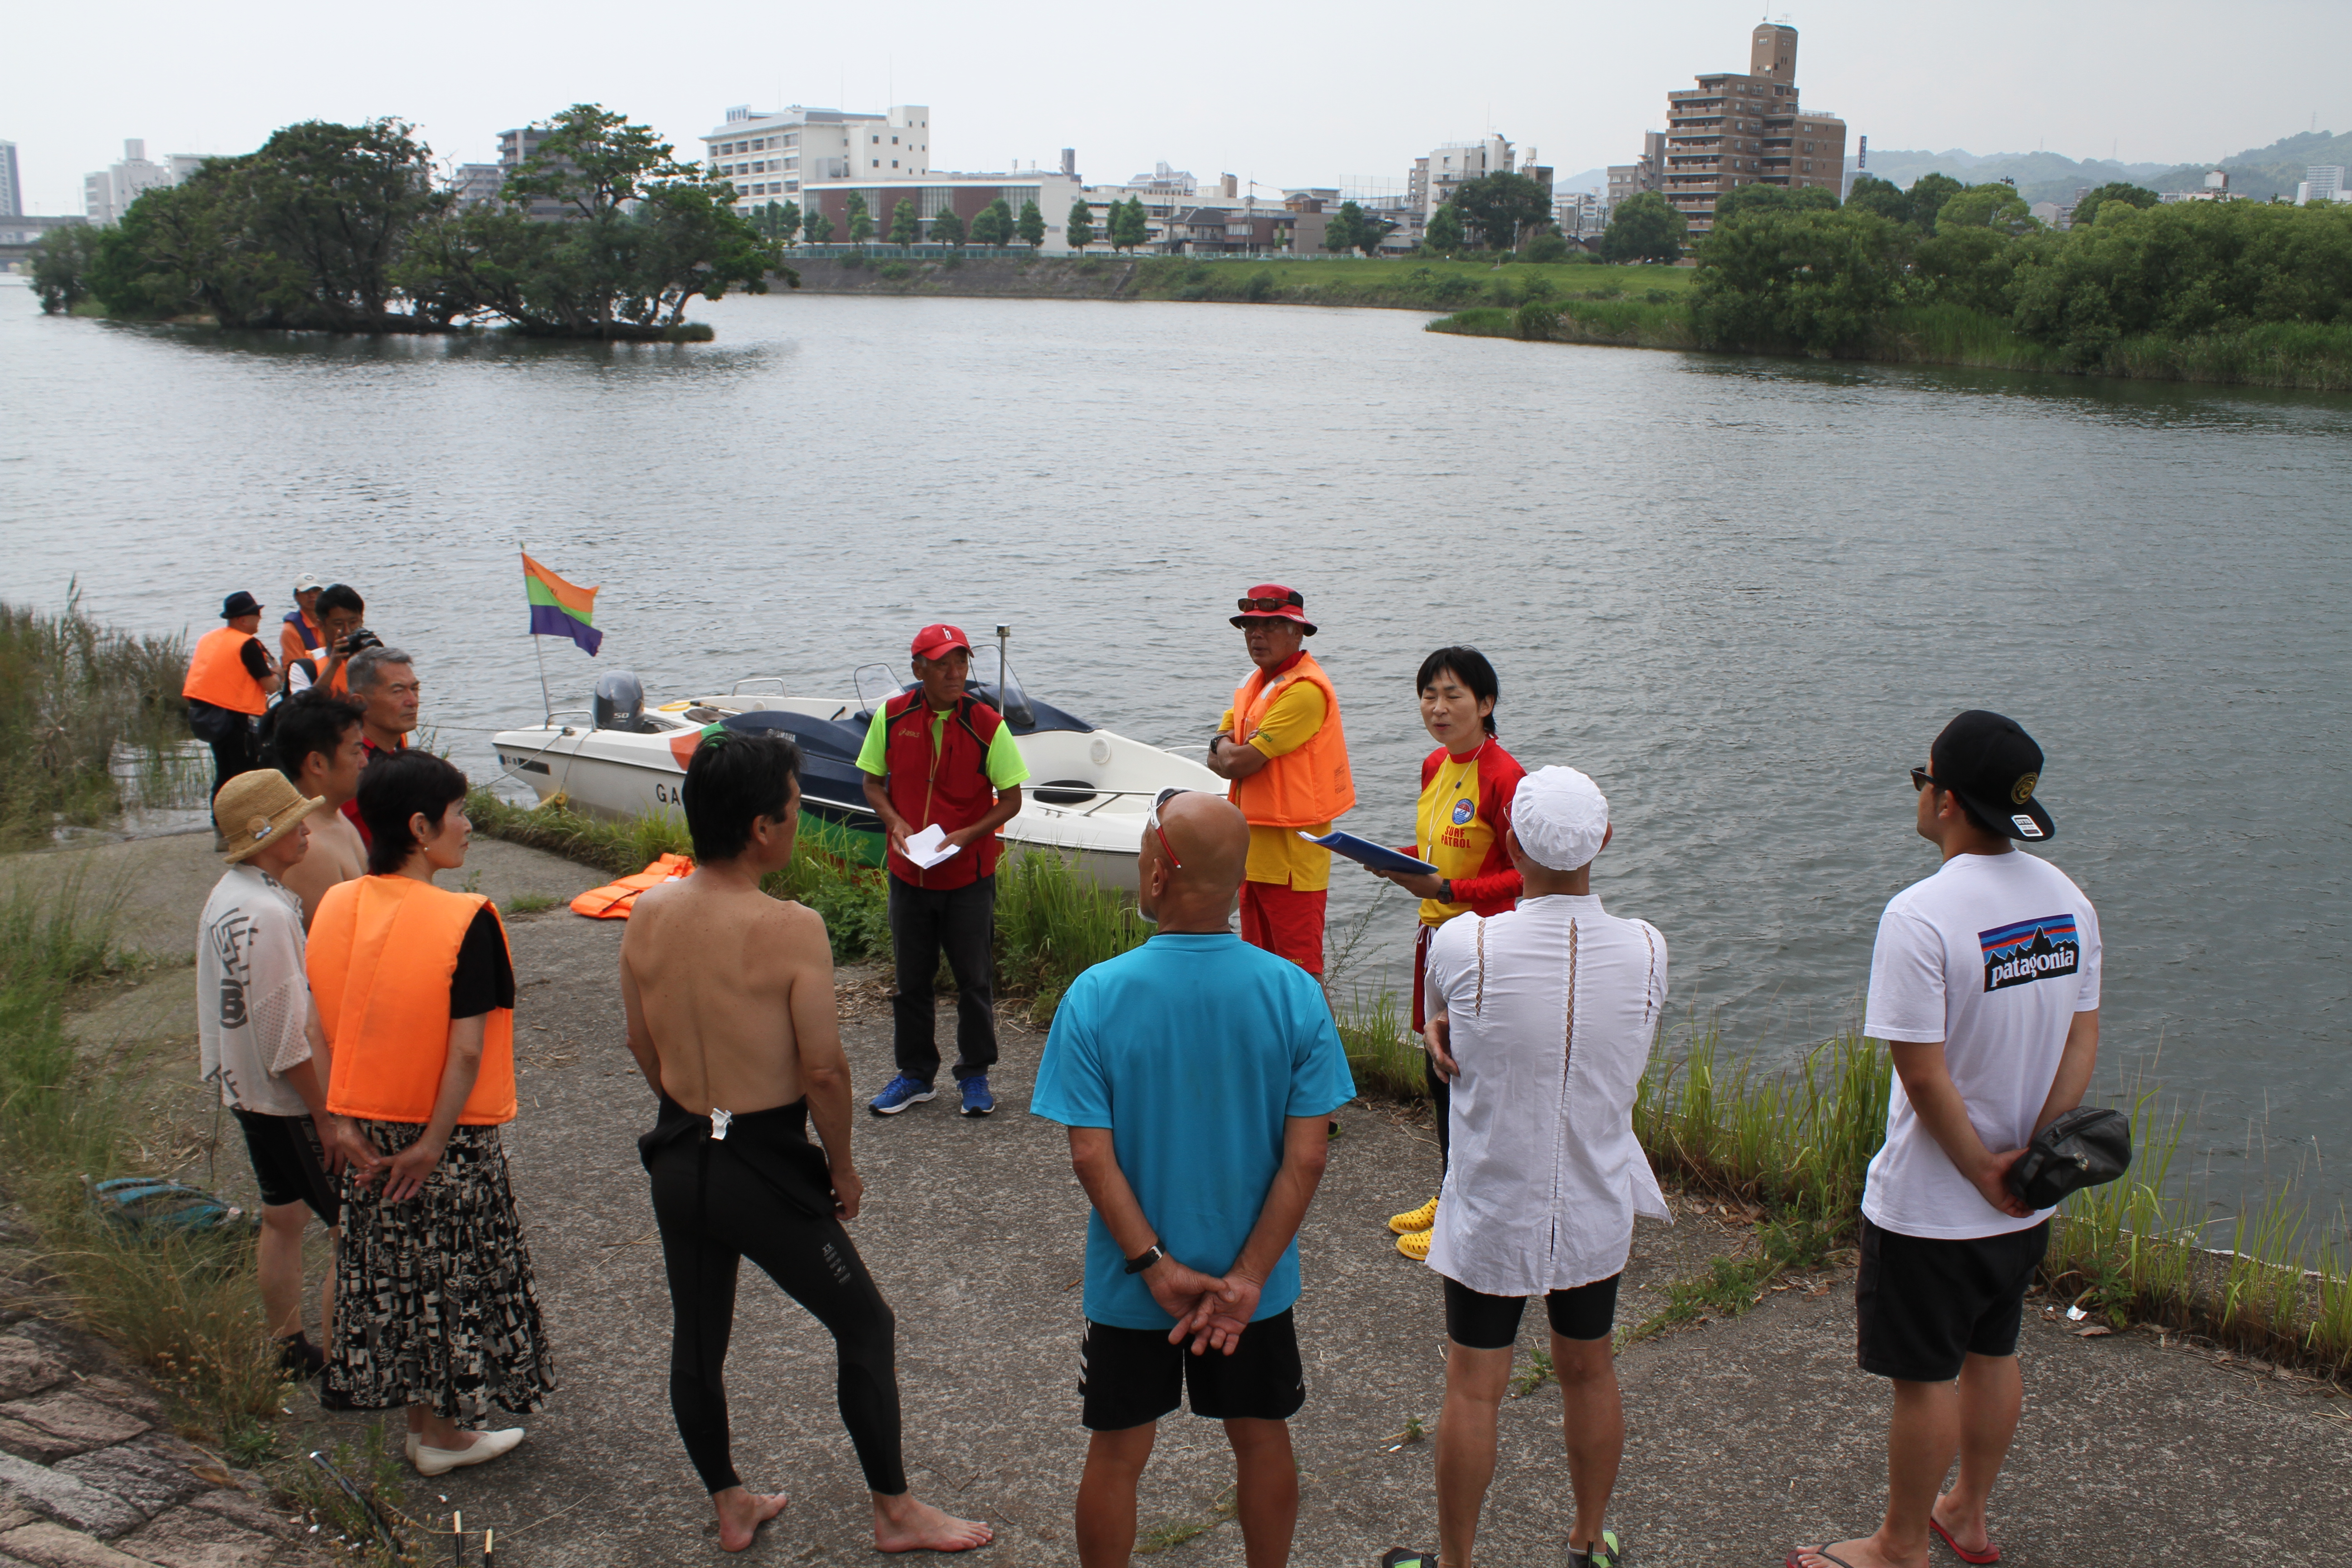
[270, 693, 369, 926]
[618, 729, 992, 1557]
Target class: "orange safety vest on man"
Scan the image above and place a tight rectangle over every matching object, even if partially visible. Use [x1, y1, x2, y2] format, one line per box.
[182, 627, 272, 717]
[307, 876, 518, 1126]
[279, 610, 323, 667]
[879, 690, 1006, 891]
[1227, 650, 1357, 828]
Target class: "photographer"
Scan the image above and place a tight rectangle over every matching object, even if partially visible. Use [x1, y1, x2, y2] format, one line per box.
[285, 585, 373, 698]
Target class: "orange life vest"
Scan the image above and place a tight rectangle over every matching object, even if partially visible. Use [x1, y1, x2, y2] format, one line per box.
[182, 627, 271, 717]
[1228, 650, 1356, 828]
[308, 875, 518, 1126]
[279, 611, 323, 665]
[570, 853, 695, 918]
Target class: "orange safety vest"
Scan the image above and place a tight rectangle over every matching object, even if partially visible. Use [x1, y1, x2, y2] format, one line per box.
[182, 627, 271, 717]
[569, 853, 694, 918]
[308, 875, 518, 1126]
[279, 611, 323, 665]
[1228, 650, 1356, 828]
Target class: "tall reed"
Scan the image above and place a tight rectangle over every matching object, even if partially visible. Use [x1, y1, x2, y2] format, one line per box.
[0, 594, 192, 847]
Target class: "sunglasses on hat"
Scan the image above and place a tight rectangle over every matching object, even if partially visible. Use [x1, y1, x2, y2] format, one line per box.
[1236, 593, 1301, 614]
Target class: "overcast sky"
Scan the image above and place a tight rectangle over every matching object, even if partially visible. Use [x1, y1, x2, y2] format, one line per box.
[12, 0, 2345, 212]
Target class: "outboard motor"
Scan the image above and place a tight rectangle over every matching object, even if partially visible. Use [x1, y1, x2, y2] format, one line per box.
[592, 670, 652, 732]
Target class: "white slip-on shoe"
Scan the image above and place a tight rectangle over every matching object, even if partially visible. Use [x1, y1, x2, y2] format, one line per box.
[412, 1427, 525, 1477]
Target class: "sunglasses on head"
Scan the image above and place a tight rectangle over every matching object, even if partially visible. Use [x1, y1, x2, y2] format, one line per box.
[1236, 594, 1300, 614]
[1148, 787, 1189, 869]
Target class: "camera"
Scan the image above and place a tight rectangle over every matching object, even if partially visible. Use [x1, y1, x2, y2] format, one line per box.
[344, 627, 384, 656]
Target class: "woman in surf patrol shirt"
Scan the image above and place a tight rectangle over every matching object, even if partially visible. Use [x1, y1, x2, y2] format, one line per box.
[1368, 646, 1526, 1260]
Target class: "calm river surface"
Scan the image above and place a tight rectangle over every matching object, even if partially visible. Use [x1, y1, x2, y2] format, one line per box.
[3, 280, 2346, 1228]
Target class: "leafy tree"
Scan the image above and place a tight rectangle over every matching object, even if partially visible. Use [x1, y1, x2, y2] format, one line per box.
[1322, 199, 1394, 257]
[1691, 206, 1904, 353]
[1843, 174, 1910, 225]
[845, 191, 873, 246]
[2071, 182, 2160, 229]
[1525, 231, 1570, 263]
[1068, 200, 1095, 250]
[930, 203, 965, 250]
[888, 196, 920, 247]
[1904, 172, 1965, 228]
[1937, 183, 2036, 235]
[970, 198, 1013, 247]
[29, 225, 101, 314]
[1600, 191, 1686, 263]
[1714, 183, 1839, 225]
[405, 103, 789, 337]
[802, 206, 834, 246]
[776, 200, 801, 245]
[1107, 197, 1148, 252]
[1017, 199, 1047, 250]
[1449, 172, 1553, 251]
[1424, 202, 1466, 255]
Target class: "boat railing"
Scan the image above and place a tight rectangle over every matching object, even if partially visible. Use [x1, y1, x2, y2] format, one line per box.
[730, 676, 789, 695]
[1038, 786, 1165, 818]
[542, 708, 596, 732]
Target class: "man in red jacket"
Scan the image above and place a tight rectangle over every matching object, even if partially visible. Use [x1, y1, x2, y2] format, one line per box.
[858, 625, 1030, 1119]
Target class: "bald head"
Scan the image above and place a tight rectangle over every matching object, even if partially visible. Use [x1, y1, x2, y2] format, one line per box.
[1139, 791, 1250, 931]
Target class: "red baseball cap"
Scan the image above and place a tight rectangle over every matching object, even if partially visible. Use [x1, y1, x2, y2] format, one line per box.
[1230, 583, 1317, 636]
[911, 623, 974, 660]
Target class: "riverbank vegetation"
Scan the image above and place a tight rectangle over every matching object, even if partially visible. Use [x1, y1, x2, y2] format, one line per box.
[0, 598, 191, 849]
[35, 106, 788, 340]
[1432, 181, 2352, 390]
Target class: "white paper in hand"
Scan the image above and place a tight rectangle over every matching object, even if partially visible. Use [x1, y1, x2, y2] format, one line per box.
[902, 823, 962, 870]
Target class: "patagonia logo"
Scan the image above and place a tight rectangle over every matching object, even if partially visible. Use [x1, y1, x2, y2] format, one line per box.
[1980, 914, 2080, 993]
[1450, 797, 1475, 825]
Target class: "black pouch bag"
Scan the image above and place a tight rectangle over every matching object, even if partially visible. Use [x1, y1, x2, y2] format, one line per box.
[2006, 1106, 2131, 1209]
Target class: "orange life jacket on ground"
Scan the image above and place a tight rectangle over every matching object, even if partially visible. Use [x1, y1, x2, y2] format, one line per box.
[1228, 650, 1356, 828]
[308, 875, 518, 1126]
[880, 690, 1006, 890]
[182, 627, 271, 717]
[570, 853, 695, 918]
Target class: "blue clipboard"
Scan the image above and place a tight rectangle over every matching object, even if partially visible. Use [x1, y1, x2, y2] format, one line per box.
[1298, 831, 1438, 877]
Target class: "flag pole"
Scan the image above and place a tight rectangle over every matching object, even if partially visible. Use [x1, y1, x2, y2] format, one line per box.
[521, 547, 555, 724]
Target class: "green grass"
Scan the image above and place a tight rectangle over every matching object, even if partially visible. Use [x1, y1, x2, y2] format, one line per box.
[0, 594, 193, 847]
[1335, 989, 1427, 1102]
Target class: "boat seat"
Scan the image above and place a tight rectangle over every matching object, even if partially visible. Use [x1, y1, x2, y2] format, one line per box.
[1033, 779, 1098, 805]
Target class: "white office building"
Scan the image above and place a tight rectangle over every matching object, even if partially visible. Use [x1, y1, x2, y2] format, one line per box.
[83, 140, 200, 224]
[1408, 134, 1524, 219]
[2296, 165, 2347, 205]
[0, 142, 21, 219]
[700, 104, 931, 212]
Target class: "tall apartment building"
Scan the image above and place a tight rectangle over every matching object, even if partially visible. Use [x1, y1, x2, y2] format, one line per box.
[1408, 134, 1524, 219]
[83, 140, 199, 225]
[2297, 166, 2347, 205]
[1607, 131, 1666, 215]
[699, 104, 931, 213]
[453, 163, 505, 209]
[1653, 24, 1846, 236]
[0, 142, 21, 219]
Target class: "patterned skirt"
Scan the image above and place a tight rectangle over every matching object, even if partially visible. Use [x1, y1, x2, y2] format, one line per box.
[323, 1121, 556, 1422]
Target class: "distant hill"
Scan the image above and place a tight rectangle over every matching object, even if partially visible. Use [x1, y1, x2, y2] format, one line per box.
[1554, 166, 1608, 195]
[1853, 129, 2352, 205]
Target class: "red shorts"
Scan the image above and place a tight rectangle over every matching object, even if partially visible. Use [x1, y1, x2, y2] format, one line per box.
[1238, 882, 1327, 975]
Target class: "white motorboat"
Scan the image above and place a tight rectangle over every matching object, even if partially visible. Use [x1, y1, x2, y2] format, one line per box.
[488, 638, 1219, 893]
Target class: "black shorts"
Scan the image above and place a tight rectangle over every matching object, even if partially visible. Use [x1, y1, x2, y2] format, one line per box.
[1856, 1215, 2048, 1382]
[1443, 1273, 1621, 1350]
[1079, 1309, 1305, 1431]
[231, 1108, 338, 1228]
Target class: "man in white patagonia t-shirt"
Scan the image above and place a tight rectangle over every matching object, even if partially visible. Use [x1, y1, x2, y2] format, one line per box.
[198, 769, 376, 1379]
[1792, 710, 2101, 1568]
[1380, 768, 1668, 1568]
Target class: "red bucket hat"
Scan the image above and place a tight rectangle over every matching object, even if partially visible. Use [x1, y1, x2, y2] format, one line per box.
[1230, 583, 1317, 636]
[911, 623, 973, 660]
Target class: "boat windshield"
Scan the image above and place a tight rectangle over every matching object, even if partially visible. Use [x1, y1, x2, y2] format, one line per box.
[971, 647, 1036, 729]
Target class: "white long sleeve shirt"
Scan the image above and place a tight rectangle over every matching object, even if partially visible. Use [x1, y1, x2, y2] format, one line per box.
[1424, 893, 1671, 1297]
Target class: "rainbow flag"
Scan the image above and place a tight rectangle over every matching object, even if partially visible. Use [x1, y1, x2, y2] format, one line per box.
[521, 552, 602, 656]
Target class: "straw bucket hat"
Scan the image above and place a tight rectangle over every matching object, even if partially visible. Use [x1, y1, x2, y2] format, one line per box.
[212, 770, 325, 865]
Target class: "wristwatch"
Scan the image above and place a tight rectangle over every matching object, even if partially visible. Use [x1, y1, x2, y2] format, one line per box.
[1122, 1242, 1167, 1275]
[1440, 878, 1455, 905]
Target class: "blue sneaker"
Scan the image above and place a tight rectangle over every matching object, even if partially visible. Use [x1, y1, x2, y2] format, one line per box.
[869, 1073, 936, 1116]
[960, 1075, 996, 1117]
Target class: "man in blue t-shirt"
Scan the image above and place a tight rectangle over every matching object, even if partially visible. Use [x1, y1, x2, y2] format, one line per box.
[1031, 789, 1355, 1568]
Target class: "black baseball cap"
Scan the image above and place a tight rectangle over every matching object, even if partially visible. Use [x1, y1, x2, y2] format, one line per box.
[220, 591, 261, 619]
[1930, 710, 2055, 842]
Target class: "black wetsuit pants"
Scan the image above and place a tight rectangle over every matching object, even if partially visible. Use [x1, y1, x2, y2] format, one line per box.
[645, 1096, 907, 1496]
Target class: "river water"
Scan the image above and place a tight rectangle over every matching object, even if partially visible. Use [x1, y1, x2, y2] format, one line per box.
[4, 281, 2346, 1230]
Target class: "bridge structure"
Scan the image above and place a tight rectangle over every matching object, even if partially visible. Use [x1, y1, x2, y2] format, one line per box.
[1, 215, 92, 271]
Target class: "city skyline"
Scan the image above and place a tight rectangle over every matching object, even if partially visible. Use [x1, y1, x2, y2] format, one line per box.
[7, 0, 2346, 214]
